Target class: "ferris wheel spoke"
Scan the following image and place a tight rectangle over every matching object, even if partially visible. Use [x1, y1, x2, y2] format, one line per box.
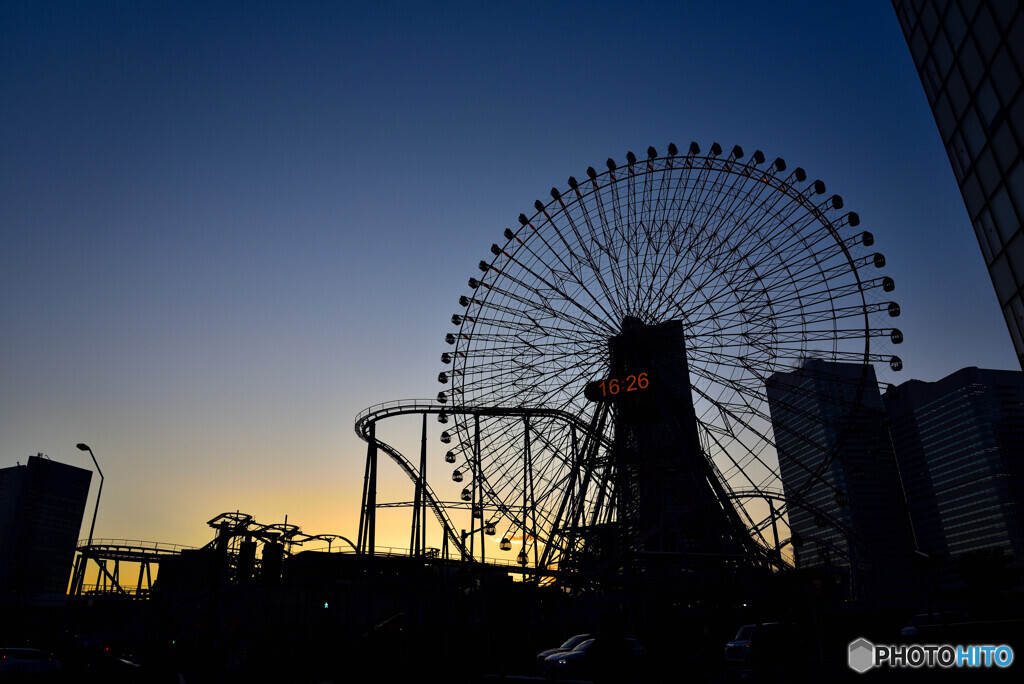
[610, 167, 643, 313]
[556, 196, 625, 316]
[701, 209, 829, 295]
[647, 222, 739, 321]
[463, 288, 613, 338]
[612, 165, 640, 313]
[635, 217, 689, 314]
[701, 428, 774, 549]
[647, 152, 718, 293]
[679, 214, 837, 317]
[589, 173, 635, 314]
[437, 144, 899, 571]
[642, 174, 744, 310]
[690, 374, 810, 496]
[623, 164, 665, 316]
[566, 184, 631, 320]
[477, 246, 618, 336]
[514, 206, 627, 328]
[634, 158, 663, 278]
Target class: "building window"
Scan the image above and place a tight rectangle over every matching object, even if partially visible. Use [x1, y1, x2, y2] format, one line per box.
[933, 29, 955, 77]
[990, 46, 1020, 107]
[991, 122, 1017, 172]
[976, 148, 1001, 197]
[990, 1, 1020, 28]
[1009, 94, 1024, 142]
[992, 185, 1019, 242]
[961, 169, 985, 219]
[944, 2, 969, 47]
[1004, 232, 1024, 283]
[961, 105, 987, 158]
[974, 213, 996, 263]
[947, 65, 971, 119]
[935, 91, 957, 138]
[911, 26, 930, 66]
[950, 130, 973, 179]
[972, 5, 1001, 64]
[991, 252, 1017, 305]
[1007, 162, 1024, 218]
[921, 2, 941, 40]
[1003, 299, 1023, 350]
[1006, 15, 1024, 69]
[957, 36, 986, 87]
[976, 80, 1003, 132]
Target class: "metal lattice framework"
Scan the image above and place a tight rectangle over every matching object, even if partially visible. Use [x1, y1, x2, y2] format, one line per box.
[434, 142, 902, 576]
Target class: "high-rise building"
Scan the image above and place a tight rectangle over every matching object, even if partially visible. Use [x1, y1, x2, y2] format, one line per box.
[892, 0, 1024, 368]
[884, 367, 1024, 589]
[766, 359, 916, 604]
[0, 455, 92, 601]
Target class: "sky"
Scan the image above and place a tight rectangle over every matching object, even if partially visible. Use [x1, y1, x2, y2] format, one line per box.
[1, 1, 1018, 553]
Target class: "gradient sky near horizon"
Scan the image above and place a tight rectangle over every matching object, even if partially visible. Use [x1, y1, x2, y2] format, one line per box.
[2, 1, 1018, 553]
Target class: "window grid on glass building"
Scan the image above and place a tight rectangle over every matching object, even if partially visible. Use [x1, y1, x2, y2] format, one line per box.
[766, 360, 917, 604]
[884, 366, 1024, 591]
[893, 0, 1024, 368]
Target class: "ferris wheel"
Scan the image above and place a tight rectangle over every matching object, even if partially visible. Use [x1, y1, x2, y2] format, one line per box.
[435, 143, 901, 576]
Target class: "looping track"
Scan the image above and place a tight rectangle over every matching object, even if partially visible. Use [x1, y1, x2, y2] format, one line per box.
[354, 399, 610, 562]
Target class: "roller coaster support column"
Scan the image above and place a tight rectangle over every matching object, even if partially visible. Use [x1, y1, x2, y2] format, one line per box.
[411, 414, 427, 556]
[358, 422, 378, 556]
[475, 413, 483, 565]
[70, 550, 85, 596]
[520, 416, 532, 578]
[769, 499, 782, 564]
[526, 416, 539, 576]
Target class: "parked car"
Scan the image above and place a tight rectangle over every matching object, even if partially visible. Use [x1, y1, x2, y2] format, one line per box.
[725, 622, 803, 666]
[536, 633, 592, 670]
[542, 635, 645, 680]
[543, 637, 595, 679]
[0, 648, 63, 675]
[901, 610, 968, 637]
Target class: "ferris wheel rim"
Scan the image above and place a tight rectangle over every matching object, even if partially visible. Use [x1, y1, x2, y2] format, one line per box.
[435, 142, 901, 570]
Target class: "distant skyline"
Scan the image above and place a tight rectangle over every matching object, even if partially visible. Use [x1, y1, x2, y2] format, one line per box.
[1, 1, 1017, 552]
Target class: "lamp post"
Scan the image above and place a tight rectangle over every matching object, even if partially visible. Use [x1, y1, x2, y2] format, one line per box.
[76, 443, 103, 548]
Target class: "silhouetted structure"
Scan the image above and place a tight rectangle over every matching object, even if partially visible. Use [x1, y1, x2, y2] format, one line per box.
[606, 317, 766, 576]
[766, 360, 916, 605]
[893, 0, 1024, 369]
[0, 455, 91, 602]
[885, 366, 1024, 592]
[432, 142, 896, 592]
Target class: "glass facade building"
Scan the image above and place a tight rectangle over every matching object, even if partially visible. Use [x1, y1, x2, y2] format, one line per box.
[884, 367, 1024, 589]
[766, 359, 916, 605]
[0, 455, 92, 600]
[893, 0, 1024, 368]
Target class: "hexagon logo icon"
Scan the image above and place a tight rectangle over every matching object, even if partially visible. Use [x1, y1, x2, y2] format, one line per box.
[848, 638, 875, 673]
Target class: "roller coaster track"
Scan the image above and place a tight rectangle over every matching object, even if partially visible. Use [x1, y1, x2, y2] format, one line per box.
[71, 539, 195, 597]
[724, 488, 867, 568]
[354, 399, 610, 561]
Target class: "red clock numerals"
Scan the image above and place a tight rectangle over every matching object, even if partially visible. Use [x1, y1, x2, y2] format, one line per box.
[586, 372, 650, 401]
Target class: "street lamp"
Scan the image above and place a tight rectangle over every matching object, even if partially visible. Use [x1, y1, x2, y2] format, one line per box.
[76, 443, 103, 548]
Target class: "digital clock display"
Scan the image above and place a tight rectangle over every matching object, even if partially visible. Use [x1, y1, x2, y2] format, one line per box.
[584, 372, 650, 402]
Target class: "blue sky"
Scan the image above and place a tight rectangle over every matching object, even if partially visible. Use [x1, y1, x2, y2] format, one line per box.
[1, 1, 1016, 551]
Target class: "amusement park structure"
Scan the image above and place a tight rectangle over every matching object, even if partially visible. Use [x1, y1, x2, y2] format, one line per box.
[69, 512, 357, 598]
[356, 142, 903, 592]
